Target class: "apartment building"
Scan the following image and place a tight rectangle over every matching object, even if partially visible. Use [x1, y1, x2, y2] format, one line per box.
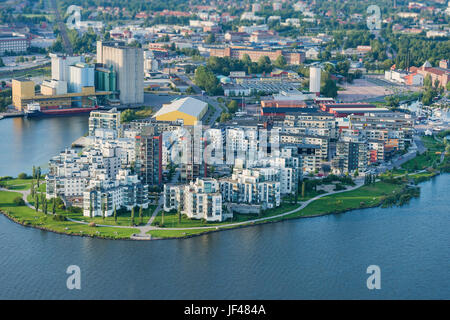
[182, 178, 226, 222]
[89, 109, 121, 136]
[220, 168, 281, 209]
[209, 46, 305, 65]
[83, 170, 149, 217]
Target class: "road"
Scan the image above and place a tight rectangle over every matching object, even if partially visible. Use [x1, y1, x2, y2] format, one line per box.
[50, 0, 74, 55]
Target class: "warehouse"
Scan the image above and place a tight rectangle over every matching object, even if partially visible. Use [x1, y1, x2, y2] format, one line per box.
[153, 97, 208, 126]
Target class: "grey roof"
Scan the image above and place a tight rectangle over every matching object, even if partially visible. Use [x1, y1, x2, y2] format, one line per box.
[153, 97, 208, 118]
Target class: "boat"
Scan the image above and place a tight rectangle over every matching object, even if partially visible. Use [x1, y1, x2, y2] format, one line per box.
[25, 102, 99, 117]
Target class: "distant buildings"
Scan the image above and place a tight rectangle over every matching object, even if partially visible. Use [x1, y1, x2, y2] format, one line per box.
[209, 46, 305, 65]
[410, 60, 449, 88]
[0, 32, 29, 54]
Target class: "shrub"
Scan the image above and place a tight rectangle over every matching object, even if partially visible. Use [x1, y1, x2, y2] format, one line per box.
[13, 196, 25, 206]
[52, 214, 66, 221]
[88, 222, 96, 227]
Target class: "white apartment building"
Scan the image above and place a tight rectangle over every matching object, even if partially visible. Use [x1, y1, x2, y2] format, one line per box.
[220, 168, 281, 209]
[183, 178, 225, 222]
[83, 170, 149, 217]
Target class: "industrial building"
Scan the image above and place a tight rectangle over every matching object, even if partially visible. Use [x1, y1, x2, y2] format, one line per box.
[153, 97, 208, 126]
[12, 78, 111, 113]
[96, 41, 144, 104]
[12, 53, 113, 114]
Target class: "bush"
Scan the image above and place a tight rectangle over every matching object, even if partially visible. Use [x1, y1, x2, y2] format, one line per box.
[52, 214, 66, 221]
[13, 196, 25, 206]
[88, 222, 96, 227]
[67, 206, 82, 213]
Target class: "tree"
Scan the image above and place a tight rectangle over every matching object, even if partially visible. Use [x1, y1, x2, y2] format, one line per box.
[139, 205, 143, 225]
[36, 166, 41, 187]
[18, 172, 27, 179]
[52, 197, 56, 214]
[13, 196, 25, 206]
[204, 33, 216, 44]
[101, 200, 105, 220]
[131, 207, 135, 226]
[161, 210, 165, 227]
[0, 57, 4, 67]
[30, 180, 35, 198]
[227, 100, 238, 113]
[193, 66, 222, 95]
[178, 205, 182, 224]
[354, 169, 359, 177]
[43, 197, 48, 215]
[257, 56, 272, 73]
[114, 206, 117, 223]
[35, 194, 39, 212]
[241, 54, 251, 65]
[424, 74, 432, 88]
[274, 55, 287, 68]
[89, 196, 93, 218]
[219, 112, 231, 123]
[186, 86, 195, 94]
[301, 181, 305, 198]
[321, 79, 338, 98]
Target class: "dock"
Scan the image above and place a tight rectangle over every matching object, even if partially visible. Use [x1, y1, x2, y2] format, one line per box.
[0, 112, 25, 120]
[71, 136, 93, 148]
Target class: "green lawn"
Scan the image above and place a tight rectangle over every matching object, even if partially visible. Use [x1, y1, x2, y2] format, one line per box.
[401, 136, 444, 171]
[280, 181, 403, 221]
[0, 191, 138, 239]
[27, 191, 157, 227]
[67, 205, 157, 227]
[0, 178, 33, 190]
[146, 228, 217, 239]
[152, 202, 301, 229]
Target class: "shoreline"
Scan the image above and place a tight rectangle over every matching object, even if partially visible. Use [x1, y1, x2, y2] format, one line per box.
[0, 159, 446, 241]
[0, 177, 424, 241]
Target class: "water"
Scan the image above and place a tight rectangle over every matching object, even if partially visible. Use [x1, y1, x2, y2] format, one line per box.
[0, 116, 88, 177]
[0, 116, 449, 299]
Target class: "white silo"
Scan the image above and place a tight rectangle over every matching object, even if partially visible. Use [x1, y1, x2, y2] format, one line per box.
[309, 67, 321, 95]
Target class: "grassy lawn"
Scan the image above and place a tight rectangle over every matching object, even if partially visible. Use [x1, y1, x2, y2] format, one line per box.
[152, 202, 302, 229]
[67, 205, 157, 227]
[280, 181, 403, 221]
[0, 191, 138, 239]
[146, 228, 216, 239]
[0, 178, 33, 190]
[401, 136, 445, 171]
[27, 191, 157, 227]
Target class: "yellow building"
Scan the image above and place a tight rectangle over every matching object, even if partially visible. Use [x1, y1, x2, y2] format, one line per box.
[153, 97, 208, 126]
[12, 79, 35, 111]
[12, 78, 111, 111]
